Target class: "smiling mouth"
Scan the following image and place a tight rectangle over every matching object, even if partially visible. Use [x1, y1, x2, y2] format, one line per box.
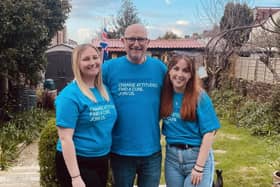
[175, 78, 185, 84]
[130, 48, 142, 51]
[88, 64, 100, 69]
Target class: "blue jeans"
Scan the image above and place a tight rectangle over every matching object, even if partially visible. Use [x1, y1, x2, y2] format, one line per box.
[110, 151, 162, 187]
[165, 145, 214, 187]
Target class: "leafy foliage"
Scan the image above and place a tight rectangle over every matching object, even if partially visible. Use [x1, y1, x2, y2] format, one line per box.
[0, 108, 48, 170]
[270, 85, 280, 119]
[211, 86, 280, 137]
[237, 101, 276, 136]
[39, 119, 59, 187]
[109, 0, 141, 38]
[220, 2, 253, 47]
[210, 89, 244, 122]
[0, 0, 70, 102]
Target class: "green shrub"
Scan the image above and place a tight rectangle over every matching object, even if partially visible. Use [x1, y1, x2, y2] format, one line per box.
[237, 101, 270, 128]
[211, 87, 280, 137]
[210, 89, 244, 122]
[270, 85, 280, 132]
[236, 96, 279, 137]
[0, 108, 48, 170]
[38, 118, 59, 187]
[0, 125, 19, 170]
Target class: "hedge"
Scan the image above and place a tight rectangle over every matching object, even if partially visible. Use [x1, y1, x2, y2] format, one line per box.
[38, 118, 59, 187]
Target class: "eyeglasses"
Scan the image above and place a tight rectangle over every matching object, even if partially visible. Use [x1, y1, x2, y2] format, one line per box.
[124, 37, 148, 44]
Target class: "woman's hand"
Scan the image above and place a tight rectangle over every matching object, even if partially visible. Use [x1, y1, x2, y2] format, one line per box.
[72, 176, 86, 187]
[191, 166, 203, 185]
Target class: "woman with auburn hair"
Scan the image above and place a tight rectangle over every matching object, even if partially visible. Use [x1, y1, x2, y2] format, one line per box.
[160, 53, 220, 187]
[55, 44, 117, 187]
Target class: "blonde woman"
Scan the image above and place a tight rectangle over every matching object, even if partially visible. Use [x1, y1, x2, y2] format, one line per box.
[55, 44, 117, 187]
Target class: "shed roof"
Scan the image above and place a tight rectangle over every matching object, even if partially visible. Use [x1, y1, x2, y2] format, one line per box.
[46, 43, 74, 53]
[91, 39, 205, 52]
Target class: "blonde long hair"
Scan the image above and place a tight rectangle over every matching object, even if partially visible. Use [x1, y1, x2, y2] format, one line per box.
[72, 44, 109, 102]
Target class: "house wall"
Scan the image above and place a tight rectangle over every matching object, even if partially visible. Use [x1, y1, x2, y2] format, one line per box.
[249, 10, 280, 48]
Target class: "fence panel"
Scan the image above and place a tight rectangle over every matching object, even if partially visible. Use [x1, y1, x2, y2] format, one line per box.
[235, 57, 280, 83]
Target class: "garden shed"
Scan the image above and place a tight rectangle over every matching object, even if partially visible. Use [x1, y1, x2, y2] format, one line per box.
[45, 44, 74, 92]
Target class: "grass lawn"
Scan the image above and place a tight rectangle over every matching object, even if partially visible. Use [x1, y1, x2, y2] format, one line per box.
[160, 120, 280, 187]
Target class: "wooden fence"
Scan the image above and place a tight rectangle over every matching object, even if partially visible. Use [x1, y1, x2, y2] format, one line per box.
[234, 57, 280, 84]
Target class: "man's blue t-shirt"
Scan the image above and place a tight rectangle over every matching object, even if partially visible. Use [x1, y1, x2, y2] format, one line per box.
[55, 81, 117, 157]
[162, 91, 220, 146]
[102, 56, 167, 156]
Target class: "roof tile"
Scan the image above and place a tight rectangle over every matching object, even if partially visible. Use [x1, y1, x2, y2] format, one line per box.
[91, 39, 205, 51]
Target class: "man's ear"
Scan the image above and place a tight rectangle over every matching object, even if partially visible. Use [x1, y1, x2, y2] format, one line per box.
[146, 39, 150, 46]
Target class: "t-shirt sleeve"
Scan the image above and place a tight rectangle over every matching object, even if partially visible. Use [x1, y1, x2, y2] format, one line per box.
[55, 95, 79, 128]
[197, 91, 221, 135]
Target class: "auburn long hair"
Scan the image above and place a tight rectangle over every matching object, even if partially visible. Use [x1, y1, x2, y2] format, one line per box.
[72, 44, 109, 102]
[160, 54, 202, 121]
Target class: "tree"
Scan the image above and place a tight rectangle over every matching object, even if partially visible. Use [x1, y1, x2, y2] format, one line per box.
[192, 33, 201, 39]
[109, 0, 141, 38]
[199, 1, 280, 90]
[205, 2, 253, 89]
[220, 2, 253, 47]
[200, 1, 255, 90]
[158, 31, 181, 39]
[0, 0, 70, 113]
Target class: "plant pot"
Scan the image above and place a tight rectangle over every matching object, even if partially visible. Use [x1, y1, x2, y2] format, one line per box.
[273, 171, 280, 187]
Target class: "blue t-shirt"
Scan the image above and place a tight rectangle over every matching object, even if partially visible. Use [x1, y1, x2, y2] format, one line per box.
[102, 56, 167, 156]
[162, 91, 220, 146]
[55, 81, 117, 157]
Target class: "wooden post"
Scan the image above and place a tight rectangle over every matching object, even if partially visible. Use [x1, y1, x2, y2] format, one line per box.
[254, 58, 258, 81]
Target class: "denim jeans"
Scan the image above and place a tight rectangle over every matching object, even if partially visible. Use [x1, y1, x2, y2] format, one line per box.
[165, 145, 214, 187]
[110, 151, 162, 187]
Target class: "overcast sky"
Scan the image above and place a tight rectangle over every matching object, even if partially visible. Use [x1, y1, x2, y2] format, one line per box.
[65, 0, 280, 44]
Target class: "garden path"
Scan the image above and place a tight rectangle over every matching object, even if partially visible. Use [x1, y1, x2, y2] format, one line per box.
[0, 140, 166, 187]
[0, 140, 40, 187]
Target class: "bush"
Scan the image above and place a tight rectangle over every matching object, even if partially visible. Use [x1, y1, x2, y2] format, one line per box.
[270, 85, 280, 128]
[0, 108, 48, 170]
[0, 125, 20, 170]
[237, 101, 276, 136]
[211, 86, 280, 137]
[210, 89, 244, 122]
[38, 118, 59, 187]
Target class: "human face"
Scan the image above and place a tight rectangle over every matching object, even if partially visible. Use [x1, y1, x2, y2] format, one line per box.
[169, 59, 192, 93]
[122, 24, 149, 64]
[79, 47, 101, 81]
